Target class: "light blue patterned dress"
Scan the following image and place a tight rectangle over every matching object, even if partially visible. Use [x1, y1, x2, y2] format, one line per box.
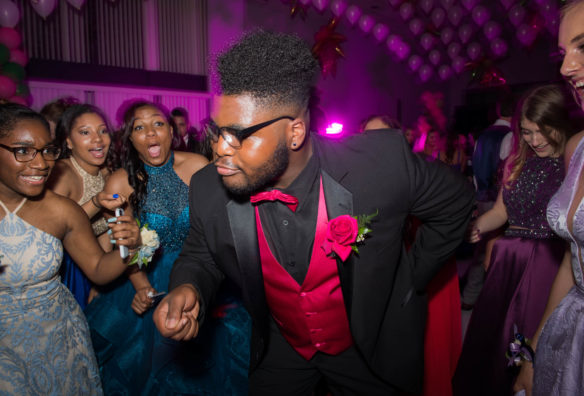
[85, 153, 251, 395]
[0, 198, 103, 395]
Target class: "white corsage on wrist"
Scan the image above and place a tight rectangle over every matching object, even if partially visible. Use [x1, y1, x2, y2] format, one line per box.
[129, 222, 160, 269]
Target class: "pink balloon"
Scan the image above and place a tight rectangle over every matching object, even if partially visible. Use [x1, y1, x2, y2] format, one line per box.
[0, 0, 19, 28]
[431, 7, 446, 28]
[299, 0, 311, 5]
[471, 5, 489, 26]
[0, 26, 20, 49]
[483, 20, 501, 40]
[499, 0, 515, 11]
[467, 41, 482, 60]
[508, 4, 526, 27]
[409, 18, 423, 36]
[447, 42, 461, 59]
[372, 23, 389, 42]
[420, 33, 435, 51]
[399, 2, 414, 21]
[458, 24, 473, 44]
[452, 56, 466, 74]
[419, 0, 434, 14]
[396, 42, 410, 61]
[490, 37, 508, 57]
[358, 14, 375, 34]
[388, 0, 403, 7]
[448, 6, 464, 27]
[66, 0, 85, 10]
[9, 48, 27, 66]
[429, 50, 441, 65]
[441, 27, 454, 45]
[539, 0, 558, 19]
[386, 34, 402, 52]
[408, 54, 423, 72]
[419, 64, 433, 82]
[30, 0, 57, 19]
[345, 5, 361, 25]
[438, 64, 452, 80]
[461, 0, 478, 12]
[516, 23, 537, 46]
[329, 0, 347, 17]
[545, 15, 560, 36]
[0, 74, 16, 98]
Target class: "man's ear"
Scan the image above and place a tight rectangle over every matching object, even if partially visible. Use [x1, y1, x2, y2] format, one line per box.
[289, 118, 307, 150]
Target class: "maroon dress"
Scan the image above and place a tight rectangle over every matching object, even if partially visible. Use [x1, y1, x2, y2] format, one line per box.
[453, 156, 565, 396]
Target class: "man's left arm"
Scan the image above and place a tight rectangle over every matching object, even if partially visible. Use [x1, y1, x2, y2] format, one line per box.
[405, 148, 475, 290]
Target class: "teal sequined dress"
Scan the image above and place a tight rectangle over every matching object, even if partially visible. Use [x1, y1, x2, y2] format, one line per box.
[85, 153, 251, 395]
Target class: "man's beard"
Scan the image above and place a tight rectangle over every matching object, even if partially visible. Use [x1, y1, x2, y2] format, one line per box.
[222, 140, 290, 198]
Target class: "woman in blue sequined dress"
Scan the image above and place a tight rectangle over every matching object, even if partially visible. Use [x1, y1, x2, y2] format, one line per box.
[85, 101, 251, 395]
[453, 85, 576, 396]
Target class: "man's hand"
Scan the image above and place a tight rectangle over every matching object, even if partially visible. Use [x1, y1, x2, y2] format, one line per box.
[153, 284, 200, 341]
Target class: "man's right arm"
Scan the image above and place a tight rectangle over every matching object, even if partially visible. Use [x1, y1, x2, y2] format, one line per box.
[154, 174, 226, 340]
[169, 175, 226, 324]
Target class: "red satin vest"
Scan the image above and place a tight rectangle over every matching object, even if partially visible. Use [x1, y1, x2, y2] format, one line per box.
[255, 178, 353, 360]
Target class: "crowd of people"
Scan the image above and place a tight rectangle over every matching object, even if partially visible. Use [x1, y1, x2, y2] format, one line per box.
[1, 0, 584, 395]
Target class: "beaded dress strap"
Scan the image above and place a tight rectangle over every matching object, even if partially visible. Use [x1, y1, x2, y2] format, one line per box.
[0, 197, 26, 214]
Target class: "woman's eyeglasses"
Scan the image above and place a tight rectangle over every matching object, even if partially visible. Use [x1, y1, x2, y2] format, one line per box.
[0, 143, 61, 162]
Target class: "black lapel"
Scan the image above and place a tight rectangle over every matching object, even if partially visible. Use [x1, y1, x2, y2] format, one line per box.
[321, 170, 355, 316]
[226, 199, 266, 319]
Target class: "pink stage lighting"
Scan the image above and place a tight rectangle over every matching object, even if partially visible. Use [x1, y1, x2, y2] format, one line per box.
[324, 122, 344, 136]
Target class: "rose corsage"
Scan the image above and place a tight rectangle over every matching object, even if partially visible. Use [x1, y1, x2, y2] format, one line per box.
[129, 221, 160, 269]
[322, 210, 378, 261]
[506, 324, 535, 367]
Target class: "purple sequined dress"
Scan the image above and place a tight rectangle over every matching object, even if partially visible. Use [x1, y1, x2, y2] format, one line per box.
[535, 137, 584, 395]
[454, 156, 565, 396]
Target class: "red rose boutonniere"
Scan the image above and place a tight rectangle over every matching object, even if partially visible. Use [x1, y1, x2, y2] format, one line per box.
[322, 210, 378, 261]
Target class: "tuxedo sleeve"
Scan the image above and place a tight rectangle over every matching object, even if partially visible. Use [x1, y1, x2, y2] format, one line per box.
[169, 172, 225, 323]
[405, 146, 475, 291]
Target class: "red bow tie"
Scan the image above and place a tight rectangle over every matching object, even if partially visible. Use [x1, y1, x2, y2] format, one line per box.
[250, 190, 299, 212]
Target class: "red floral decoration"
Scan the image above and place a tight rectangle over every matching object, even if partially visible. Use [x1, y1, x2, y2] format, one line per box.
[312, 18, 346, 78]
[466, 58, 507, 88]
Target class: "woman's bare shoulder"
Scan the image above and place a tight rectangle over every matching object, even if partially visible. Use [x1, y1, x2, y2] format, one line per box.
[174, 151, 209, 176]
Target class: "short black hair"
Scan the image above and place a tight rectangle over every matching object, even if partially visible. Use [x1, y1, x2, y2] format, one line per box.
[171, 107, 189, 122]
[0, 103, 50, 139]
[217, 30, 319, 111]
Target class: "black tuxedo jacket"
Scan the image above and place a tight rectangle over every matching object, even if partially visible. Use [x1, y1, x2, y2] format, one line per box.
[170, 129, 474, 393]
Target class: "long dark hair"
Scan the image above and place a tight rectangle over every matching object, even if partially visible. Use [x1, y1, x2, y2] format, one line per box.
[54, 104, 115, 172]
[505, 84, 576, 187]
[119, 101, 173, 215]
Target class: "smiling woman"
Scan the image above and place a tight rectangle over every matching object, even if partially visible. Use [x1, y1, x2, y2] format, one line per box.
[0, 103, 141, 395]
[453, 84, 577, 396]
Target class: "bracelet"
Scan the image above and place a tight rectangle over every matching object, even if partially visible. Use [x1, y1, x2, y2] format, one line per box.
[506, 327, 535, 367]
[91, 195, 102, 209]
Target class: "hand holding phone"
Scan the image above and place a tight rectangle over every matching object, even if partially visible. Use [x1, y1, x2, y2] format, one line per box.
[115, 208, 129, 259]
